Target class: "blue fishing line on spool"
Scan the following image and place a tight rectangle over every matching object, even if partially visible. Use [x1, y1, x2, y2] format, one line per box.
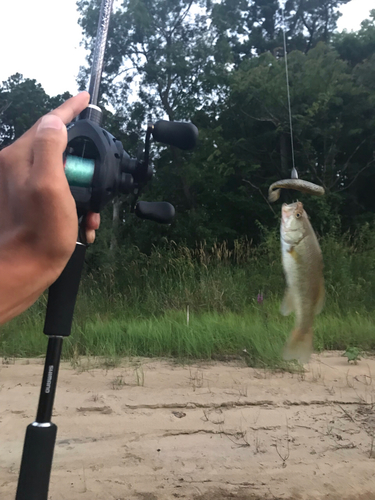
[65, 156, 95, 187]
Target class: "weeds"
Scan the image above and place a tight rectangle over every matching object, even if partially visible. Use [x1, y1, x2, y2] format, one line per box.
[343, 347, 363, 364]
[254, 433, 266, 454]
[189, 369, 204, 391]
[2, 229, 375, 366]
[220, 424, 251, 448]
[369, 433, 375, 458]
[111, 375, 126, 390]
[134, 364, 145, 387]
[274, 418, 290, 467]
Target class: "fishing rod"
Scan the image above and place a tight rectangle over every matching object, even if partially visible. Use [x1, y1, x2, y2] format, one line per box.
[15, 1, 198, 498]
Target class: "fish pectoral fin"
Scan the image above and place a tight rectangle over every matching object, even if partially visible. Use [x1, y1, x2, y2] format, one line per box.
[315, 281, 325, 315]
[280, 288, 294, 316]
[286, 246, 299, 261]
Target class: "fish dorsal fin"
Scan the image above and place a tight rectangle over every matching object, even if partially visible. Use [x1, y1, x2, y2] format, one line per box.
[280, 288, 294, 316]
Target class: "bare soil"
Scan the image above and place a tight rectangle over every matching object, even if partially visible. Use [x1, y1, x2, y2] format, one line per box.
[1, 352, 375, 499]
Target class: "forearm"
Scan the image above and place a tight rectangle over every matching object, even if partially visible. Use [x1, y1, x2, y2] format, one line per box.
[0, 93, 95, 326]
[0, 245, 61, 325]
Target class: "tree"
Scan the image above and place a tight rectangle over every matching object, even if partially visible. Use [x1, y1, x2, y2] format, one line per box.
[0, 73, 71, 148]
[215, 41, 375, 232]
[333, 9, 375, 67]
[77, 0, 222, 119]
[75, 0, 375, 251]
[77, 0, 231, 249]
[211, 0, 352, 63]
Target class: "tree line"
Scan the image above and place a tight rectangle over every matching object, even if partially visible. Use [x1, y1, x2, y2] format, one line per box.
[1, 0, 375, 263]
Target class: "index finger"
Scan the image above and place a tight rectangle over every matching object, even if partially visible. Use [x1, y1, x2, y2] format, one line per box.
[49, 91, 90, 125]
[17, 92, 91, 147]
[2, 92, 91, 169]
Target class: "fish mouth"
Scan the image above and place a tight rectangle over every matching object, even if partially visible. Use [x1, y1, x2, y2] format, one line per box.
[281, 205, 292, 225]
[280, 202, 306, 245]
[281, 202, 304, 225]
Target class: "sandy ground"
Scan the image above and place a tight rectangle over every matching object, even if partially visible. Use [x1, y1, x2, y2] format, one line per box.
[1, 352, 375, 500]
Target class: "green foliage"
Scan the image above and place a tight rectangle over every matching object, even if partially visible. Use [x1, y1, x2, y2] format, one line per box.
[77, 0, 221, 120]
[211, 41, 375, 237]
[3, 225, 375, 366]
[342, 347, 362, 363]
[211, 0, 351, 62]
[0, 73, 71, 148]
[2, 1, 375, 251]
[2, 0, 375, 368]
[334, 10, 375, 66]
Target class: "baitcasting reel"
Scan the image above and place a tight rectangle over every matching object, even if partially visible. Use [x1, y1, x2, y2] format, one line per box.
[64, 105, 198, 225]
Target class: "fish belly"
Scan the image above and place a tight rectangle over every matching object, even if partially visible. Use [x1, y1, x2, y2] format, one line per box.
[281, 237, 323, 363]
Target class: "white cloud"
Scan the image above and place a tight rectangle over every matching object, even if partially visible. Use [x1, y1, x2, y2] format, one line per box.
[336, 0, 372, 32]
[0, 0, 87, 96]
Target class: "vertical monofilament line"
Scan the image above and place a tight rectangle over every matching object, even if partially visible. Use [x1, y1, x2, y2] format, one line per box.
[281, 5, 297, 177]
[88, 0, 115, 106]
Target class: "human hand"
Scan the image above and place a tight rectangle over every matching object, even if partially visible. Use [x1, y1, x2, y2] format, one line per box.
[0, 92, 100, 324]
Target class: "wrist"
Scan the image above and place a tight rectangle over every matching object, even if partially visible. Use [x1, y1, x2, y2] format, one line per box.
[0, 241, 68, 325]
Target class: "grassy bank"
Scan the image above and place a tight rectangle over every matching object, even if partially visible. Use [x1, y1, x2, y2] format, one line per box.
[2, 224, 375, 367]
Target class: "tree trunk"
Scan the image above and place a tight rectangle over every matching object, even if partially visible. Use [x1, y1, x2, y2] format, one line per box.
[171, 146, 194, 210]
[110, 198, 122, 255]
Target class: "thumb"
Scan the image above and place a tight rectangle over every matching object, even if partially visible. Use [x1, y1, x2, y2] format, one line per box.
[32, 114, 68, 176]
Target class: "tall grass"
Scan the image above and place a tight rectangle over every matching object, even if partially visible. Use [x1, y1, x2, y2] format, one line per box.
[2, 223, 375, 367]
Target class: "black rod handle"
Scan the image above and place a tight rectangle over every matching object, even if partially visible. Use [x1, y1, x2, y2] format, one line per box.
[44, 243, 86, 337]
[16, 422, 57, 500]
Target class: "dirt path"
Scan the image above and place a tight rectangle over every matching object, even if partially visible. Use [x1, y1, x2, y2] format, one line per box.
[1, 352, 375, 499]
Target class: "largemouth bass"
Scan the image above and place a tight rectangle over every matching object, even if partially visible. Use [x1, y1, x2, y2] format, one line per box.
[269, 179, 325, 203]
[280, 201, 325, 364]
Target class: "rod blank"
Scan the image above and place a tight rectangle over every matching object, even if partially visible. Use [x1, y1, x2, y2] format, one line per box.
[88, 0, 115, 106]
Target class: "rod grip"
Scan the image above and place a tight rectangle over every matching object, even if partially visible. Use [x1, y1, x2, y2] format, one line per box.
[44, 243, 86, 337]
[16, 423, 57, 500]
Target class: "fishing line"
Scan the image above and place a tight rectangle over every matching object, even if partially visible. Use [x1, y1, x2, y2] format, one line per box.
[281, 3, 297, 179]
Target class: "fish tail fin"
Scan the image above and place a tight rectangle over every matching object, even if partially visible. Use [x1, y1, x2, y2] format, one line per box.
[283, 327, 313, 364]
[315, 280, 325, 315]
[268, 188, 281, 202]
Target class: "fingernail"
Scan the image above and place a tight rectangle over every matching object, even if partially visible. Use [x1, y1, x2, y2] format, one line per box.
[86, 229, 96, 244]
[37, 115, 64, 131]
[76, 91, 90, 99]
[92, 213, 100, 227]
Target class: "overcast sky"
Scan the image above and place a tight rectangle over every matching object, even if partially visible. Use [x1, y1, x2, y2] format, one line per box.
[0, 0, 373, 98]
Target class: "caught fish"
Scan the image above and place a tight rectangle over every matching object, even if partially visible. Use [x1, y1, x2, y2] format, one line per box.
[280, 201, 325, 364]
[269, 179, 325, 203]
